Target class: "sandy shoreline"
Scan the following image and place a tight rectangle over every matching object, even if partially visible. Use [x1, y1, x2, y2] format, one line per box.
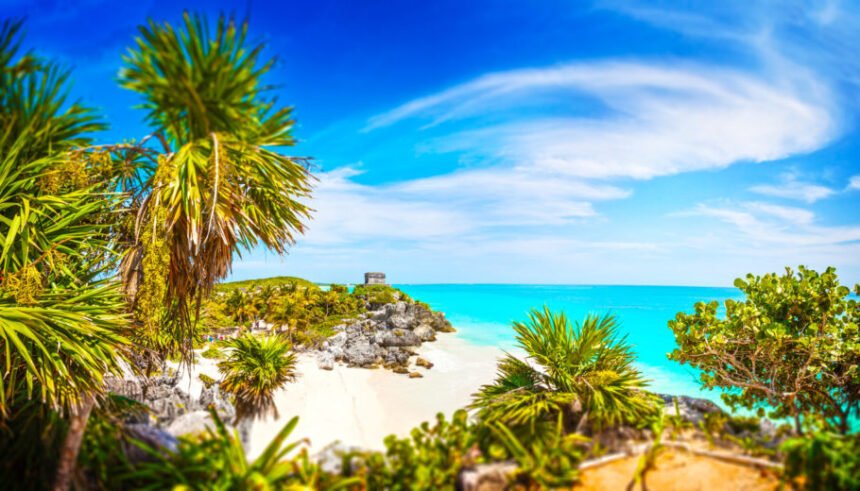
[246, 332, 502, 457]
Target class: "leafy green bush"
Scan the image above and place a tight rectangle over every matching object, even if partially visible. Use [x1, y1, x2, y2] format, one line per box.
[200, 347, 224, 360]
[127, 408, 358, 490]
[358, 410, 482, 490]
[668, 266, 860, 434]
[198, 373, 217, 389]
[781, 432, 860, 490]
[329, 283, 349, 294]
[491, 413, 589, 488]
[352, 284, 411, 306]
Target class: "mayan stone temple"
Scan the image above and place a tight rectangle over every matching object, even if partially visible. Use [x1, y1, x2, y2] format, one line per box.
[364, 272, 386, 285]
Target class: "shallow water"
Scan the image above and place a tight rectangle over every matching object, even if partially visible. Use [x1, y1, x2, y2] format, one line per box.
[396, 284, 743, 403]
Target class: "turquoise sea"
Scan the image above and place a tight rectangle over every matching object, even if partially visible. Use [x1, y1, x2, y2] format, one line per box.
[395, 284, 743, 404]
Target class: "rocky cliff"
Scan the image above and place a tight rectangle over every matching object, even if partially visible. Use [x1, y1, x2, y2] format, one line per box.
[317, 299, 455, 372]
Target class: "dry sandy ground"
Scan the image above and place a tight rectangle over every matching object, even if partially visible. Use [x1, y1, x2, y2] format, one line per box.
[574, 449, 780, 491]
[246, 333, 502, 458]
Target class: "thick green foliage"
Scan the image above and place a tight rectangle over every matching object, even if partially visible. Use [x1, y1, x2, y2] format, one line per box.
[491, 413, 589, 488]
[119, 12, 313, 364]
[200, 347, 224, 360]
[781, 432, 860, 491]
[218, 334, 297, 423]
[360, 410, 482, 490]
[128, 408, 358, 490]
[0, 18, 131, 420]
[352, 284, 410, 307]
[202, 278, 418, 348]
[473, 307, 659, 434]
[668, 266, 860, 433]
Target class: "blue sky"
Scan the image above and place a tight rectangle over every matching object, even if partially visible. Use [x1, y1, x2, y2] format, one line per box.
[6, 0, 860, 286]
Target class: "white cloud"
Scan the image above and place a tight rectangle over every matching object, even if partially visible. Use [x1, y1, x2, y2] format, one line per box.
[749, 174, 836, 203]
[304, 165, 630, 245]
[302, 167, 472, 245]
[687, 203, 860, 247]
[849, 175, 860, 190]
[744, 202, 815, 225]
[366, 61, 837, 180]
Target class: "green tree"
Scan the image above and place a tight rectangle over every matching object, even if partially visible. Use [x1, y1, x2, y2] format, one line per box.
[219, 334, 298, 424]
[118, 12, 312, 361]
[0, 19, 133, 489]
[472, 307, 657, 435]
[668, 266, 860, 434]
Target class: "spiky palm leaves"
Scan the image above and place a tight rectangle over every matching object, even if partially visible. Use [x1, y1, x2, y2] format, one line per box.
[472, 307, 657, 434]
[0, 19, 133, 489]
[0, 18, 128, 420]
[118, 13, 312, 362]
[219, 335, 297, 423]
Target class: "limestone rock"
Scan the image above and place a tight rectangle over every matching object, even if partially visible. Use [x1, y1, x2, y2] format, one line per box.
[659, 393, 722, 424]
[318, 352, 335, 370]
[416, 357, 433, 369]
[408, 371, 423, 379]
[165, 410, 216, 437]
[341, 340, 384, 367]
[413, 325, 437, 342]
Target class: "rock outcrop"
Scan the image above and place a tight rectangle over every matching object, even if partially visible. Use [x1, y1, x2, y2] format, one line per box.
[319, 299, 454, 372]
[105, 371, 236, 437]
[658, 393, 722, 424]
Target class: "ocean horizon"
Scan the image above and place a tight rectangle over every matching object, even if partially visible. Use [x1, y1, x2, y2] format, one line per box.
[396, 283, 743, 405]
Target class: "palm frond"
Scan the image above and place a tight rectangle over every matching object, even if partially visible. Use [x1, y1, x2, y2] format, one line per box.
[218, 334, 297, 423]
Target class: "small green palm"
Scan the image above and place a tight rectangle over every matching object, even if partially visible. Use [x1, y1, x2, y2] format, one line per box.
[473, 306, 658, 433]
[219, 334, 298, 423]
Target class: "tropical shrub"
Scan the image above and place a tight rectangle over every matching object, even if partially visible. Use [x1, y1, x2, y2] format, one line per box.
[491, 413, 589, 489]
[668, 266, 860, 434]
[781, 432, 860, 491]
[128, 408, 358, 490]
[472, 307, 659, 436]
[198, 373, 217, 389]
[359, 410, 483, 490]
[200, 347, 224, 360]
[218, 334, 297, 423]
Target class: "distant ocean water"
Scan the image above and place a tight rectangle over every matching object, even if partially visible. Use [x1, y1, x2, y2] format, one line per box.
[395, 284, 743, 404]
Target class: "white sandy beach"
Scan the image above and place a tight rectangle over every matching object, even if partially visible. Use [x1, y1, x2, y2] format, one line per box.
[245, 333, 502, 457]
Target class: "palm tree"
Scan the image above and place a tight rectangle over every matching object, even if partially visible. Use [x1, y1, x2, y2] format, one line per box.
[218, 334, 297, 424]
[118, 12, 313, 362]
[0, 19, 132, 489]
[472, 307, 658, 435]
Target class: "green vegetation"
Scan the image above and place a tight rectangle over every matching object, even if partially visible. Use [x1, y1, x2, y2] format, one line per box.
[200, 347, 224, 360]
[0, 12, 312, 489]
[668, 266, 860, 435]
[1, 3, 857, 488]
[128, 408, 359, 490]
[200, 279, 419, 348]
[781, 432, 860, 491]
[472, 307, 659, 435]
[668, 266, 860, 489]
[198, 374, 217, 389]
[217, 276, 318, 291]
[218, 335, 297, 423]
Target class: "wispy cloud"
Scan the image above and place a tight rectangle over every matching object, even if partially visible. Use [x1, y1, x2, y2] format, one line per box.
[686, 202, 860, 247]
[849, 175, 860, 190]
[366, 61, 836, 180]
[749, 173, 836, 203]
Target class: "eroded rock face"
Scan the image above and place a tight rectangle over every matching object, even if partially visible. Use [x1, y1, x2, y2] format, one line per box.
[318, 300, 454, 372]
[105, 372, 236, 436]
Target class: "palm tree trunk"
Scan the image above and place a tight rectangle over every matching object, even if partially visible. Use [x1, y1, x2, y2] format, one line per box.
[53, 394, 95, 491]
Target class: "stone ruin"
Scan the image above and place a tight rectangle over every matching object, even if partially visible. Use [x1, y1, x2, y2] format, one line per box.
[364, 272, 386, 285]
